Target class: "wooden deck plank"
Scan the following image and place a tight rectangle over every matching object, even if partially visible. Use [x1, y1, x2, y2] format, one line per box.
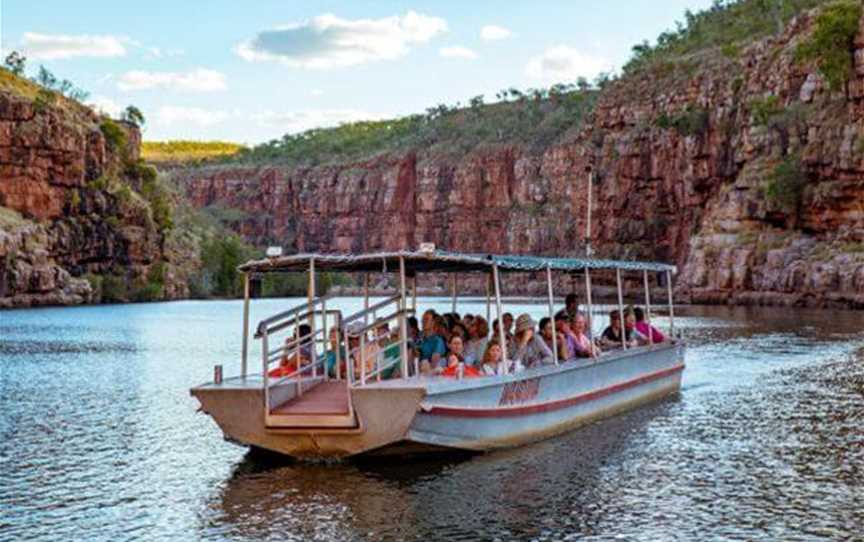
[271, 381, 350, 416]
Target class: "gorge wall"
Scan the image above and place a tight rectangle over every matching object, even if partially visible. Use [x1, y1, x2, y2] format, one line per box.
[172, 9, 864, 308]
[0, 86, 190, 307]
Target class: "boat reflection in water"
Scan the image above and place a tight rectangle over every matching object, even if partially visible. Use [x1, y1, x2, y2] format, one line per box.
[206, 397, 677, 540]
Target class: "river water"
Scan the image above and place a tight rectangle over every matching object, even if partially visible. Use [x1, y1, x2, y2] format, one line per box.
[1, 299, 863, 541]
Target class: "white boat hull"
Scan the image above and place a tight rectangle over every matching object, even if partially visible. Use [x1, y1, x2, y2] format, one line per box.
[191, 342, 685, 459]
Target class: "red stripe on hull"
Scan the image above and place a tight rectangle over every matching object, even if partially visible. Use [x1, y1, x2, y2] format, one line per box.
[425, 364, 685, 418]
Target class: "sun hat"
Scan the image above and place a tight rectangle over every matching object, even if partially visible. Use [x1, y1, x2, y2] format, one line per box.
[346, 321, 365, 336]
[515, 313, 536, 334]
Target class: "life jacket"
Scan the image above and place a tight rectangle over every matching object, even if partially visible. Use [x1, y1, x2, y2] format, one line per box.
[441, 364, 481, 378]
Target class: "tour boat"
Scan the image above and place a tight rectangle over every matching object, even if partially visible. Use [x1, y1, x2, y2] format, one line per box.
[190, 250, 685, 459]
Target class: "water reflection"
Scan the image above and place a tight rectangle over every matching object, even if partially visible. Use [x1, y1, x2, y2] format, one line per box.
[208, 399, 674, 541]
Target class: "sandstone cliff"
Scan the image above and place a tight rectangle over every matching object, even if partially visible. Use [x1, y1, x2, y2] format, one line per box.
[0, 78, 189, 307]
[170, 6, 864, 308]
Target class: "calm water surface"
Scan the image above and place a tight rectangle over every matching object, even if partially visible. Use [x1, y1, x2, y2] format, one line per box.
[1, 299, 863, 541]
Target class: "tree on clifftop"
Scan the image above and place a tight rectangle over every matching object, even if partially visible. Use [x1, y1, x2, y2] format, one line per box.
[122, 105, 146, 127]
[3, 51, 26, 75]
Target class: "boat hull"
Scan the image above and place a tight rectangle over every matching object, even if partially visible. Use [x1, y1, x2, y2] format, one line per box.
[191, 343, 685, 459]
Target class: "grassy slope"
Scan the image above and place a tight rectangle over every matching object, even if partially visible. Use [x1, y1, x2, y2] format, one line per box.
[141, 141, 246, 164]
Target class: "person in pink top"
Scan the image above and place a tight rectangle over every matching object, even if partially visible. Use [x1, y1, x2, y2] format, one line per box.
[571, 312, 601, 358]
[633, 307, 665, 343]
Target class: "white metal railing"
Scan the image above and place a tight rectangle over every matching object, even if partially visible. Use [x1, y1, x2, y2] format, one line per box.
[257, 295, 344, 414]
[338, 294, 412, 387]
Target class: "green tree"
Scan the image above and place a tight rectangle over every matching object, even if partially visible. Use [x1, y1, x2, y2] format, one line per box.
[796, 0, 862, 91]
[3, 51, 26, 75]
[122, 105, 146, 126]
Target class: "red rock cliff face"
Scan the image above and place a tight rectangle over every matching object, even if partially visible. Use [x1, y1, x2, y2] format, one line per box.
[174, 9, 864, 307]
[0, 90, 184, 307]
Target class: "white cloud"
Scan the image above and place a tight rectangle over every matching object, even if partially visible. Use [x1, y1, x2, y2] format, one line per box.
[117, 68, 227, 92]
[481, 25, 512, 41]
[525, 45, 610, 84]
[236, 10, 447, 69]
[309, 88, 324, 96]
[252, 109, 386, 133]
[21, 32, 127, 60]
[156, 106, 229, 126]
[87, 95, 123, 117]
[439, 46, 477, 60]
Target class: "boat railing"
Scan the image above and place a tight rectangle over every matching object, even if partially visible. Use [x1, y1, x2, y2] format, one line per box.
[254, 293, 337, 338]
[340, 294, 403, 327]
[344, 308, 409, 386]
[336, 294, 415, 387]
[258, 295, 344, 415]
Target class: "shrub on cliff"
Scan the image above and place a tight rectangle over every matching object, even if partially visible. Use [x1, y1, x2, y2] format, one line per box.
[795, 0, 862, 91]
[655, 106, 710, 136]
[128, 161, 174, 234]
[765, 154, 807, 212]
[100, 118, 128, 153]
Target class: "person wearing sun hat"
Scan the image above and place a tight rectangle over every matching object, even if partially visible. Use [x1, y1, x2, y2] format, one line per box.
[512, 313, 554, 368]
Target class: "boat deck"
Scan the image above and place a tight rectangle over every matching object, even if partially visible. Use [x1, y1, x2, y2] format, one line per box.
[271, 381, 350, 415]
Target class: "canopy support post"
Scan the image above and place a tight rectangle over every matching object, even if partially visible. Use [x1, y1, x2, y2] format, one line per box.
[643, 270, 653, 346]
[451, 273, 458, 313]
[484, 275, 492, 332]
[261, 329, 269, 418]
[335, 312, 342, 381]
[666, 270, 675, 339]
[308, 258, 317, 377]
[399, 257, 409, 379]
[411, 275, 417, 312]
[616, 268, 626, 350]
[546, 265, 559, 365]
[493, 263, 508, 374]
[241, 272, 250, 379]
[322, 295, 329, 379]
[584, 268, 594, 354]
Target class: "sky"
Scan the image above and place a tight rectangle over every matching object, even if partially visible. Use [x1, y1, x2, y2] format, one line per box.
[0, 0, 717, 144]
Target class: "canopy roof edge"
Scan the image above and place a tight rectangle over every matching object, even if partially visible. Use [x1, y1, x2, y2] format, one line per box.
[238, 250, 678, 275]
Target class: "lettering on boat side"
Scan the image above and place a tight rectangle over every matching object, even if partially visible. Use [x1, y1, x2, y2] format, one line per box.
[499, 378, 540, 406]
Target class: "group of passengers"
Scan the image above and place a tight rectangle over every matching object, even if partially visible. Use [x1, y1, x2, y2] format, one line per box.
[271, 293, 666, 379]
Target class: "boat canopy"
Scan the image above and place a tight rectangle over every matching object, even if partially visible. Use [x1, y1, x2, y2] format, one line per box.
[238, 250, 677, 275]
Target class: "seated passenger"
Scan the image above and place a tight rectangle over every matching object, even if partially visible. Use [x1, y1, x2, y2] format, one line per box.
[440, 334, 481, 377]
[503, 312, 514, 336]
[633, 307, 666, 343]
[417, 309, 447, 372]
[512, 314, 554, 367]
[435, 314, 451, 342]
[479, 339, 524, 376]
[451, 322, 469, 342]
[323, 327, 347, 378]
[406, 316, 421, 344]
[462, 313, 475, 328]
[555, 293, 580, 321]
[539, 316, 570, 361]
[491, 318, 513, 347]
[554, 313, 579, 361]
[571, 313, 601, 358]
[600, 310, 638, 349]
[464, 316, 489, 366]
[348, 322, 380, 377]
[623, 307, 649, 346]
[446, 334, 465, 364]
[479, 339, 503, 376]
[273, 324, 312, 376]
[375, 320, 401, 379]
